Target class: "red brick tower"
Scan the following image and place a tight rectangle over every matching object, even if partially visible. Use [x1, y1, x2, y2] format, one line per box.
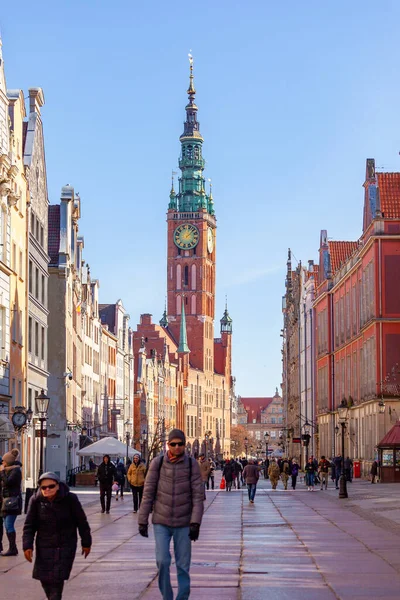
[167, 56, 216, 373]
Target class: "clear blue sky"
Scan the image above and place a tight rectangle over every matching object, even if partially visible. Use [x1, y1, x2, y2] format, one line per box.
[2, 1, 400, 396]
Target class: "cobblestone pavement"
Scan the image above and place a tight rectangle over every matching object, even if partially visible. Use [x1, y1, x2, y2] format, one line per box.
[1, 477, 400, 599]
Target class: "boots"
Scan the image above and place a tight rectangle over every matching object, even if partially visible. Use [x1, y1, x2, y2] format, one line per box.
[2, 532, 18, 556]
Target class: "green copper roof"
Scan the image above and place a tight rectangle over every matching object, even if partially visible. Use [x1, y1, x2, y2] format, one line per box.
[177, 300, 190, 354]
[220, 303, 233, 334]
[168, 58, 214, 215]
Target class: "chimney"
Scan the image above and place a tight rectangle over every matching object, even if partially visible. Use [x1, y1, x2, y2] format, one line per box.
[140, 314, 153, 325]
[28, 87, 45, 116]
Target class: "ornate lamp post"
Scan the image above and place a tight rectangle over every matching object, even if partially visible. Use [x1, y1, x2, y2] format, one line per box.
[378, 400, 386, 414]
[36, 390, 50, 480]
[264, 431, 270, 457]
[244, 436, 248, 460]
[338, 399, 350, 499]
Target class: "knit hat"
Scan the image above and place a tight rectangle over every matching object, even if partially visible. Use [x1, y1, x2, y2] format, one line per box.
[168, 429, 186, 444]
[38, 472, 60, 484]
[2, 448, 19, 466]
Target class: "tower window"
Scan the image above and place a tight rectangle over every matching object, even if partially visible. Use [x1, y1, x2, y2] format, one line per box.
[184, 266, 189, 287]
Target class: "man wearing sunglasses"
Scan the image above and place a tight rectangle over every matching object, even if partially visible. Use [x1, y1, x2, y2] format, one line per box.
[23, 472, 92, 600]
[138, 429, 204, 600]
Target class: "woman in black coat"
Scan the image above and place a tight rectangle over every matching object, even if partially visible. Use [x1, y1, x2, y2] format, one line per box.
[23, 472, 92, 600]
[222, 461, 234, 492]
[0, 448, 22, 556]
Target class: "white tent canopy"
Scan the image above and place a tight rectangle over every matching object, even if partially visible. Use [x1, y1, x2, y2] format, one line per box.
[77, 436, 141, 458]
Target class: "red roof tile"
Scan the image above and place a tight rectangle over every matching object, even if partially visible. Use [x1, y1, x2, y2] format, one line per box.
[377, 172, 400, 219]
[48, 205, 60, 266]
[329, 241, 358, 274]
[240, 397, 274, 424]
[378, 420, 400, 447]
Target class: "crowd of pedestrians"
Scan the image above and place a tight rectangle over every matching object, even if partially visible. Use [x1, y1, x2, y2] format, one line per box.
[0, 439, 372, 600]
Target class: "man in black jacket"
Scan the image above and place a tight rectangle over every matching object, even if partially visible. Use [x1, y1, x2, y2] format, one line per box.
[96, 455, 116, 514]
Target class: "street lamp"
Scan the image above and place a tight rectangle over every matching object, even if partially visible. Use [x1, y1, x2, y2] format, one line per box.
[244, 437, 248, 460]
[337, 399, 349, 499]
[125, 430, 131, 464]
[378, 400, 386, 414]
[264, 431, 269, 457]
[35, 389, 50, 480]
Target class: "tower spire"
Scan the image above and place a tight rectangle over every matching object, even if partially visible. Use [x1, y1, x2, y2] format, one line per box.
[177, 298, 190, 354]
[160, 298, 169, 327]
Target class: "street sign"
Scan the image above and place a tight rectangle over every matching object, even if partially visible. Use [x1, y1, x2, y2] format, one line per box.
[292, 437, 301, 444]
[51, 444, 60, 449]
[110, 409, 120, 416]
[0, 433, 13, 441]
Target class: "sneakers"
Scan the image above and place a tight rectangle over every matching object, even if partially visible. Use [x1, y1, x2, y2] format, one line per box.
[133, 510, 137, 513]
[250, 500, 254, 504]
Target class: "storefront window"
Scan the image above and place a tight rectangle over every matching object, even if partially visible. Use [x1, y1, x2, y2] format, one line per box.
[382, 450, 394, 467]
[395, 451, 400, 467]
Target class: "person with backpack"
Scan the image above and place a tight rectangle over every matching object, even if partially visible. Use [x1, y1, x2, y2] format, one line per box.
[138, 429, 204, 600]
[291, 459, 299, 489]
[318, 456, 330, 490]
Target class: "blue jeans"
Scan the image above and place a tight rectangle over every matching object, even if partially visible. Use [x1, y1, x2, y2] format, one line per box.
[307, 473, 315, 487]
[4, 515, 17, 533]
[153, 524, 191, 600]
[247, 483, 257, 501]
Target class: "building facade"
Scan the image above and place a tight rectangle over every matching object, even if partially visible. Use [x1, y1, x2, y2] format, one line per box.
[237, 390, 284, 455]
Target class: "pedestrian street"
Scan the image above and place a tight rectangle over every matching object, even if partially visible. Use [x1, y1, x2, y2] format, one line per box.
[1, 478, 400, 600]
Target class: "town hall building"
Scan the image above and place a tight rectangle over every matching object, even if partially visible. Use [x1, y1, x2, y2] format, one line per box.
[133, 59, 234, 459]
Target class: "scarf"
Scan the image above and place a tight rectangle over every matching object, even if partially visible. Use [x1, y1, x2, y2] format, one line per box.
[168, 450, 181, 463]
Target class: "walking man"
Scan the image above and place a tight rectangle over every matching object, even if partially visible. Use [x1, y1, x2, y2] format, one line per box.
[243, 459, 259, 503]
[318, 456, 330, 490]
[127, 454, 146, 513]
[198, 454, 211, 498]
[280, 458, 290, 490]
[207, 458, 216, 490]
[97, 455, 116, 514]
[268, 459, 280, 490]
[138, 429, 204, 600]
[291, 459, 299, 489]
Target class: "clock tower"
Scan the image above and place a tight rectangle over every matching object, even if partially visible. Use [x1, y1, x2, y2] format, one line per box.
[167, 56, 216, 373]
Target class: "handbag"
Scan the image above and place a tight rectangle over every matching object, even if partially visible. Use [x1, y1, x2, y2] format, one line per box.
[220, 477, 226, 490]
[2, 496, 21, 514]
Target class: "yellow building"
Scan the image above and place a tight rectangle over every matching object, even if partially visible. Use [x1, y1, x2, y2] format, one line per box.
[7, 89, 28, 465]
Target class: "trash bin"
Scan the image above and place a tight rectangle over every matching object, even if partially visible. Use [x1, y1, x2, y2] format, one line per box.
[353, 460, 361, 478]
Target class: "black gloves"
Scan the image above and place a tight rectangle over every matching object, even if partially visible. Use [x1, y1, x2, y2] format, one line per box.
[139, 524, 149, 538]
[189, 523, 200, 542]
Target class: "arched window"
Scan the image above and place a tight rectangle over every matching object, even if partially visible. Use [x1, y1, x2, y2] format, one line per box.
[184, 265, 189, 287]
[176, 265, 181, 290]
[176, 295, 181, 315]
[191, 295, 196, 315]
[191, 264, 196, 290]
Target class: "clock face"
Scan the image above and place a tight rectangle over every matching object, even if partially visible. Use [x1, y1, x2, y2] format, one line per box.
[12, 411, 27, 428]
[207, 228, 214, 253]
[174, 224, 199, 250]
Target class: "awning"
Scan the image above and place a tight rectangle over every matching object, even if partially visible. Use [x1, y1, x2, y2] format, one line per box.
[0, 415, 15, 441]
[77, 436, 141, 458]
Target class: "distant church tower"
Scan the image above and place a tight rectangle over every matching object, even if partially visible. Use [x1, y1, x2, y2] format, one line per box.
[167, 56, 216, 374]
